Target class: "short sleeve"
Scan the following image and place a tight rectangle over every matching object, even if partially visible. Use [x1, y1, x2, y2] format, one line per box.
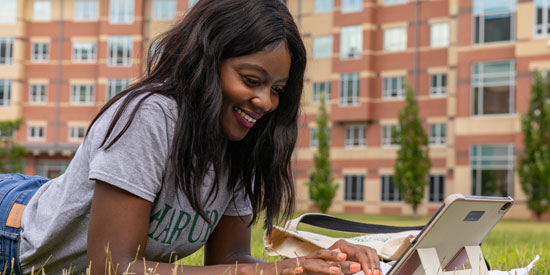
[88, 96, 175, 202]
[224, 186, 253, 216]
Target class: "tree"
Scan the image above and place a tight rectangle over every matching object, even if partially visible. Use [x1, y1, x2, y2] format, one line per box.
[394, 85, 431, 217]
[307, 94, 338, 213]
[0, 118, 26, 173]
[518, 71, 550, 220]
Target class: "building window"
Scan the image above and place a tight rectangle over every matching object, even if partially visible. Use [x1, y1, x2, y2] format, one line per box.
[0, 38, 14, 65]
[430, 73, 447, 96]
[30, 84, 47, 104]
[471, 144, 514, 197]
[310, 128, 330, 148]
[31, 43, 49, 62]
[472, 60, 515, 116]
[340, 25, 362, 59]
[71, 84, 95, 105]
[339, 73, 360, 106]
[381, 125, 400, 146]
[381, 175, 401, 202]
[473, 0, 515, 44]
[383, 27, 407, 52]
[314, 0, 334, 13]
[344, 175, 364, 201]
[72, 42, 96, 63]
[33, 0, 51, 21]
[153, 0, 177, 20]
[109, 0, 134, 24]
[429, 175, 445, 203]
[188, 0, 199, 9]
[341, 0, 362, 13]
[429, 123, 446, 145]
[385, 0, 406, 4]
[74, 0, 99, 21]
[382, 76, 405, 99]
[430, 22, 449, 48]
[345, 125, 366, 147]
[69, 126, 87, 141]
[313, 35, 333, 59]
[28, 126, 45, 140]
[312, 81, 331, 103]
[0, 80, 11, 107]
[106, 79, 129, 100]
[108, 36, 132, 66]
[0, 128, 14, 140]
[0, 0, 17, 24]
[535, 0, 550, 35]
[36, 160, 69, 178]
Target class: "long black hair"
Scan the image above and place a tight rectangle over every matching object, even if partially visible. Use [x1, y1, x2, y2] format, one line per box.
[87, 0, 306, 234]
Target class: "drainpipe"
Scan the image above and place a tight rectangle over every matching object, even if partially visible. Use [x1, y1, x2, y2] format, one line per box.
[54, 0, 64, 152]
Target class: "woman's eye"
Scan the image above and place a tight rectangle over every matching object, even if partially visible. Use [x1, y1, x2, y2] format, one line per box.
[271, 86, 285, 95]
[243, 76, 261, 86]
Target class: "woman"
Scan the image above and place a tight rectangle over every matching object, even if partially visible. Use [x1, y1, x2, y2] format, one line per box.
[1, 1, 381, 274]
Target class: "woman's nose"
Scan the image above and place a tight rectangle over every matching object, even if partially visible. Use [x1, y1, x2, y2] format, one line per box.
[251, 87, 278, 114]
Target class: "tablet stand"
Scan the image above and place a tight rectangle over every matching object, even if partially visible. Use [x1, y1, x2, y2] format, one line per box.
[416, 246, 489, 275]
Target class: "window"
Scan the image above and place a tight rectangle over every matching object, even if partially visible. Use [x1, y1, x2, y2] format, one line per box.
[28, 126, 45, 140]
[72, 42, 96, 62]
[313, 36, 333, 59]
[429, 123, 446, 145]
[153, 0, 177, 20]
[310, 128, 330, 148]
[382, 76, 405, 99]
[430, 22, 449, 48]
[312, 82, 331, 103]
[30, 84, 47, 104]
[381, 175, 401, 202]
[31, 43, 49, 62]
[340, 26, 362, 59]
[109, 0, 134, 24]
[106, 79, 129, 100]
[384, 27, 407, 52]
[339, 73, 360, 106]
[0, 0, 17, 24]
[381, 125, 400, 146]
[314, 0, 334, 13]
[344, 175, 364, 201]
[535, 0, 550, 35]
[473, 0, 516, 44]
[345, 125, 366, 147]
[36, 160, 69, 178]
[188, 0, 199, 9]
[0, 128, 14, 140]
[385, 0, 406, 4]
[471, 144, 514, 197]
[108, 36, 132, 66]
[0, 80, 12, 106]
[33, 0, 51, 21]
[341, 0, 362, 13]
[429, 175, 445, 203]
[71, 84, 95, 104]
[0, 38, 14, 65]
[472, 60, 515, 116]
[74, 0, 99, 21]
[69, 126, 87, 141]
[430, 73, 447, 96]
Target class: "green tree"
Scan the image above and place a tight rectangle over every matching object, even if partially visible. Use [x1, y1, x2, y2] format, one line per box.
[307, 94, 338, 213]
[0, 118, 26, 173]
[518, 71, 550, 220]
[394, 85, 431, 217]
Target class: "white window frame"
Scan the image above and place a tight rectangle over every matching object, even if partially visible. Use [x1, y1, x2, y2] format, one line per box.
[0, 38, 14, 65]
[314, 0, 334, 13]
[383, 27, 407, 52]
[429, 123, 446, 146]
[385, 0, 406, 5]
[340, 25, 362, 59]
[153, 0, 177, 20]
[473, 0, 516, 44]
[344, 175, 364, 201]
[313, 35, 333, 59]
[381, 124, 400, 147]
[0, 128, 14, 140]
[310, 127, 330, 148]
[31, 42, 49, 62]
[0, 80, 12, 107]
[108, 36, 132, 66]
[339, 73, 360, 106]
[470, 144, 514, 196]
[29, 84, 48, 104]
[106, 78, 129, 100]
[429, 175, 445, 203]
[109, 0, 134, 24]
[33, 0, 52, 21]
[430, 22, 449, 48]
[381, 175, 401, 202]
[28, 126, 46, 140]
[74, 0, 99, 21]
[535, 0, 550, 36]
[341, 0, 362, 13]
[312, 81, 331, 103]
[345, 125, 366, 148]
[382, 76, 405, 99]
[72, 42, 97, 63]
[0, 0, 17, 24]
[69, 126, 87, 141]
[471, 60, 515, 116]
[70, 84, 95, 105]
[430, 73, 447, 96]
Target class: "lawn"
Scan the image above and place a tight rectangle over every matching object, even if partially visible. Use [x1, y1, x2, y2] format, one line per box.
[180, 213, 549, 274]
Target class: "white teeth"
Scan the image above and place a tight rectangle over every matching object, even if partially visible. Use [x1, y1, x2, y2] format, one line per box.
[235, 107, 256, 123]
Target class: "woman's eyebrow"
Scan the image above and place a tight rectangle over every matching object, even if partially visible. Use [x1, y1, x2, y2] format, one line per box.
[238, 63, 289, 83]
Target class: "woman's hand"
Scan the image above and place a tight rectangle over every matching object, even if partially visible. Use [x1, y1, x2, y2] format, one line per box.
[328, 240, 381, 275]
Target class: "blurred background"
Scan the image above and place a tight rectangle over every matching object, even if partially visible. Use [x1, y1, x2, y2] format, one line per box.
[0, 0, 548, 220]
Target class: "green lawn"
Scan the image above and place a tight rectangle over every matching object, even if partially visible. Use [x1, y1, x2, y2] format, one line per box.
[181, 214, 549, 274]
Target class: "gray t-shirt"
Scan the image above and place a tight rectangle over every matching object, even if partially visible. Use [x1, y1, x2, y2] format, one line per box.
[19, 93, 252, 274]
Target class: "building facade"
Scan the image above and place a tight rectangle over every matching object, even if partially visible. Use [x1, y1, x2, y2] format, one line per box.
[286, 0, 550, 220]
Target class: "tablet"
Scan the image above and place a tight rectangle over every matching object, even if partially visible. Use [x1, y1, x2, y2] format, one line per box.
[387, 193, 514, 274]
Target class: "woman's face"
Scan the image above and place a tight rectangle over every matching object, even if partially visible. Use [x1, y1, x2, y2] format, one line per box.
[219, 43, 291, 141]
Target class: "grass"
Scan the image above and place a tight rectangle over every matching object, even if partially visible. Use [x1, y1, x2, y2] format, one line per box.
[180, 213, 549, 274]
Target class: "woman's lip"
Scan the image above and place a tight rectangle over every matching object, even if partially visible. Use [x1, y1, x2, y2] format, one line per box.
[233, 108, 254, 129]
[238, 107, 262, 120]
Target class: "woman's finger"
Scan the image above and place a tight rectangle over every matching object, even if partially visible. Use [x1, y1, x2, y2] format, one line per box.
[305, 248, 348, 262]
[359, 245, 381, 275]
[300, 258, 343, 274]
[329, 240, 376, 275]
